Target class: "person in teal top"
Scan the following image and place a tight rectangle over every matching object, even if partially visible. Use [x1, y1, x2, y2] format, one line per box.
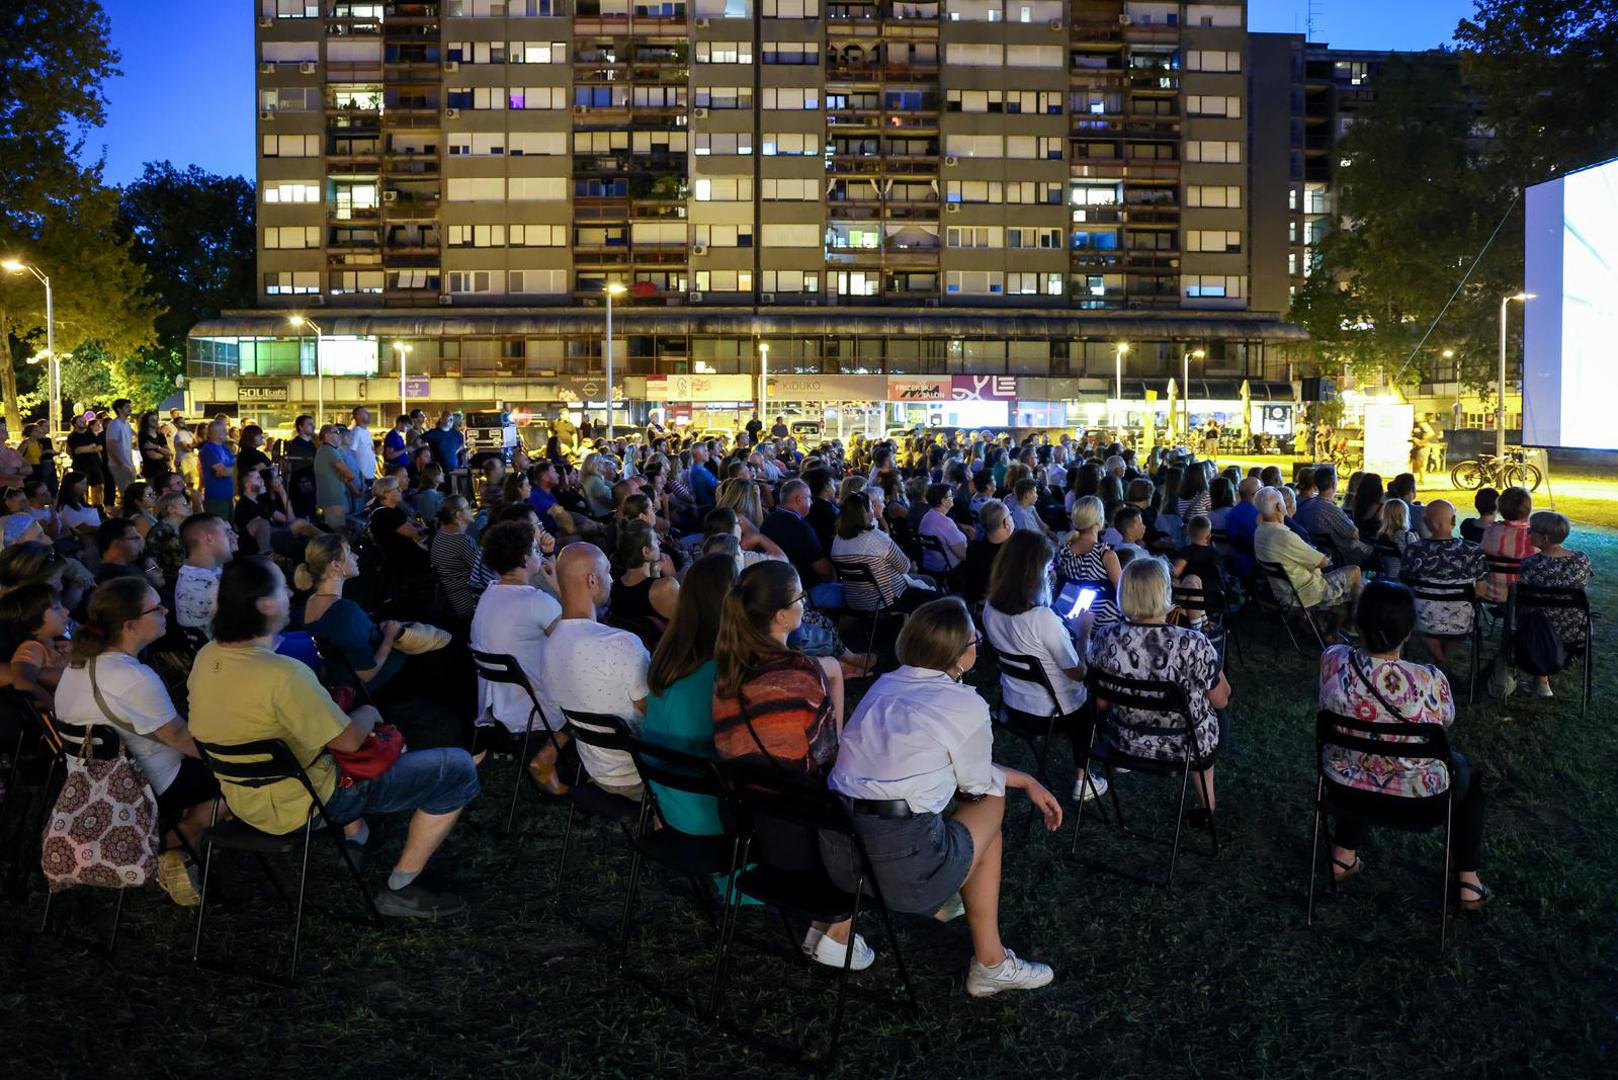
[640, 552, 738, 836]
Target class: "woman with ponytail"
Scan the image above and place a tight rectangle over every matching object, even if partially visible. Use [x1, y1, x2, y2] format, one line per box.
[55, 576, 221, 905]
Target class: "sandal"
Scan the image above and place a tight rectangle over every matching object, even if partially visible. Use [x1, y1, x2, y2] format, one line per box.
[527, 757, 569, 797]
[1331, 855, 1363, 884]
[1458, 880, 1494, 911]
[839, 652, 879, 679]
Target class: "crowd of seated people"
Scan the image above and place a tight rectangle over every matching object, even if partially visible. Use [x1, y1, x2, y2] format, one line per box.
[3, 414, 1595, 993]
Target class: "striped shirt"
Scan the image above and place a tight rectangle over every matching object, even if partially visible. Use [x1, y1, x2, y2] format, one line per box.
[830, 527, 914, 611]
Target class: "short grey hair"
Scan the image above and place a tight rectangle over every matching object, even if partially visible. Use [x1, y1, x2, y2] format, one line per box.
[1528, 510, 1570, 545]
[371, 474, 400, 499]
[1118, 555, 1173, 621]
[978, 498, 1010, 534]
[1254, 486, 1286, 522]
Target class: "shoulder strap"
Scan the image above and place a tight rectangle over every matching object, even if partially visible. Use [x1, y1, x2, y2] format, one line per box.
[87, 656, 142, 740]
[1347, 651, 1412, 723]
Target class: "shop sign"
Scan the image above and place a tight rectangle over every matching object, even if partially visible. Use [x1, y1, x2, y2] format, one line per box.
[767, 374, 887, 402]
[403, 377, 431, 399]
[887, 376, 950, 402]
[555, 376, 610, 404]
[952, 374, 1018, 401]
[1362, 402, 1414, 477]
[237, 383, 289, 404]
[646, 374, 755, 403]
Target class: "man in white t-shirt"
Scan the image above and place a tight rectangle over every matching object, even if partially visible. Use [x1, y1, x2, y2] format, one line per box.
[540, 541, 648, 799]
[470, 521, 563, 776]
[174, 513, 236, 636]
[105, 397, 139, 498]
[346, 406, 377, 486]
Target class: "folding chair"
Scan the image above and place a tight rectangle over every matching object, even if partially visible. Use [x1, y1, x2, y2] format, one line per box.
[192, 737, 381, 984]
[991, 650, 1086, 831]
[553, 707, 643, 913]
[1405, 578, 1484, 702]
[917, 533, 960, 590]
[1306, 710, 1456, 953]
[1070, 669, 1218, 890]
[830, 557, 908, 659]
[1255, 559, 1327, 654]
[471, 649, 564, 831]
[619, 737, 746, 1012]
[1172, 579, 1241, 669]
[1514, 584, 1594, 719]
[713, 761, 921, 1068]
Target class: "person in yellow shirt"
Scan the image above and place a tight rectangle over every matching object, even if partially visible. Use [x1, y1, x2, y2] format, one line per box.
[187, 556, 480, 919]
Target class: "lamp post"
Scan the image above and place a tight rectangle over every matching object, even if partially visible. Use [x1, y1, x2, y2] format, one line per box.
[1181, 347, 1205, 440]
[1114, 342, 1129, 432]
[604, 282, 626, 441]
[1496, 293, 1533, 460]
[392, 341, 413, 419]
[758, 342, 770, 428]
[287, 315, 324, 423]
[2, 260, 57, 436]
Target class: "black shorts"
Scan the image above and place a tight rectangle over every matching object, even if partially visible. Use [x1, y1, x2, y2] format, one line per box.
[156, 755, 220, 820]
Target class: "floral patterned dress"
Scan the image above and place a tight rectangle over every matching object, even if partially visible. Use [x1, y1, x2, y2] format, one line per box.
[1086, 622, 1221, 763]
[1519, 550, 1594, 646]
[1318, 644, 1454, 797]
[1401, 537, 1488, 636]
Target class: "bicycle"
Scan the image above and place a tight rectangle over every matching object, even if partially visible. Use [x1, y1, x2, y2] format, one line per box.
[1449, 448, 1543, 492]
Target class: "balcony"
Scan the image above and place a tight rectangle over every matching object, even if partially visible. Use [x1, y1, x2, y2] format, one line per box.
[382, 192, 440, 217]
[575, 196, 631, 221]
[1071, 17, 1124, 44]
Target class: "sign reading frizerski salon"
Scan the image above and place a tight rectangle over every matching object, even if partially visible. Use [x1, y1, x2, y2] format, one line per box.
[952, 374, 1017, 401]
[887, 376, 951, 401]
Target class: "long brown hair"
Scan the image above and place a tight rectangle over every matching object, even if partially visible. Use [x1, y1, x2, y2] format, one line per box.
[714, 559, 799, 700]
[71, 576, 152, 665]
[986, 529, 1054, 616]
[648, 553, 737, 695]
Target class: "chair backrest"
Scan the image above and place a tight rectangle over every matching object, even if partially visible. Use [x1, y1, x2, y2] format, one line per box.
[918, 533, 949, 563]
[995, 650, 1065, 717]
[1484, 553, 1522, 577]
[718, 759, 855, 839]
[1086, 667, 1201, 754]
[1514, 583, 1589, 613]
[1314, 709, 1452, 816]
[194, 737, 325, 805]
[1403, 578, 1477, 604]
[471, 647, 546, 710]
[559, 706, 638, 755]
[831, 556, 896, 608]
[1172, 582, 1228, 618]
[627, 736, 729, 803]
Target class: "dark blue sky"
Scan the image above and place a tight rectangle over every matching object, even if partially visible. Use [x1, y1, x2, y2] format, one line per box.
[90, 0, 1479, 185]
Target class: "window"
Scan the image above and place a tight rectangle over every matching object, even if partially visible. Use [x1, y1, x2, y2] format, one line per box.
[1186, 230, 1242, 253]
[512, 224, 567, 246]
[1004, 181, 1063, 205]
[694, 42, 753, 63]
[633, 222, 687, 245]
[1185, 49, 1242, 73]
[947, 43, 1003, 66]
[447, 270, 501, 295]
[448, 224, 507, 247]
[1186, 94, 1242, 118]
[1183, 274, 1247, 298]
[574, 85, 628, 108]
[265, 0, 322, 16]
[760, 269, 820, 292]
[447, 177, 506, 200]
[1007, 227, 1062, 250]
[763, 0, 819, 12]
[1186, 140, 1241, 164]
[328, 270, 384, 294]
[762, 178, 817, 200]
[510, 177, 567, 200]
[632, 85, 686, 108]
[446, 86, 507, 110]
[1006, 271, 1062, 295]
[945, 226, 1002, 249]
[264, 180, 321, 204]
[1005, 136, 1063, 160]
[1005, 45, 1062, 67]
[443, 41, 510, 64]
[693, 0, 752, 15]
[760, 223, 818, 247]
[762, 132, 820, 156]
[693, 224, 754, 247]
[262, 134, 321, 157]
[264, 226, 322, 249]
[260, 87, 318, 112]
[944, 270, 1004, 295]
[695, 86, 753, 109]
[946, 0, 1002, 21]
[1185, 185, 1242, 208]
[506, 86, 567, 109]
[694, 132, 753, 155]
[761, 41, 817, 64]
[511, 131, 568, 155]
[761, 87, 818, 110]
[693, 176, 754, 200]
[693, 270, 754, 291]
[833, 271, 880, 297]
[510, 41, 568, 63]
[1006, 89, 1063, 115]
[945, 134, 1003, 158]
[1186, 3, 1241, 27]
[946, 180, 1002, 204]
[264, 271, 320, 295]
[261, 41, 320, 64]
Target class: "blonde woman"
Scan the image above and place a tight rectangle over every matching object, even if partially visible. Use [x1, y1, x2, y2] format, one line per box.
[715, 476, 764, 529]
[1376, 498, 1418, 580]
[580, 452, 616, 517]
[1054, 494, 1122, 626]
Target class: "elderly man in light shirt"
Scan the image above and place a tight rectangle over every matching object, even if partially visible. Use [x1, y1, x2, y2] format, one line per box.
[1043, 445, 1069, 492]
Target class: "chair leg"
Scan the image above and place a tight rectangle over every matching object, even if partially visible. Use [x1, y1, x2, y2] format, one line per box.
[1306, 788, 1323, 927]
[707, 834, 745, 1017]
[192, 839, 216, 964]
[710, 834, 751, 1016]
[874, 893, 922, 1016]
[1438, 800, 1454, 955]
[507, 720, 535, 833]
[327, 816, 381, 923]
[1068, 731, 1098, 858]
[290, 822, 314, 985]
[616, 801, 654, 954]
[39, 881, 55, 933]
[107, 886, 128, 955]
[553, 801, 579, 913]
[1194, 768, 1220, 858]
[1163, 758, 1194, 891]
[826, 878, 864, 1068]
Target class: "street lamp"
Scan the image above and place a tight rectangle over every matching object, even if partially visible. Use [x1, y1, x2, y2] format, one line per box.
[2, 259, 58, 435]
[1114, 343, 1129, 431]
[1181, 348, 1206, 439]
[287, 314, 324, 422]
[1497, 293, 1533, 459]
[758, 342, 770, 429]
[392, 341, 413, 419]
[603, 282, 627, 440]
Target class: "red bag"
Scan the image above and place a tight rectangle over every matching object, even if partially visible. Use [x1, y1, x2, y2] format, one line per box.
[330, 724, 405, 787]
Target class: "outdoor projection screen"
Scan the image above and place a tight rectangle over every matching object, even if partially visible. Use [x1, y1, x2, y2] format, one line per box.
[1523, 156, 1618, 450]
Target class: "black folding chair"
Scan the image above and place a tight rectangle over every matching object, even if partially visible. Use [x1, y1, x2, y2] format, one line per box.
[192, 737, 381, 984]
[989, 650, 1095, 834]
[1173, 579, 1241, 669]
[1306, 710, 1455, 953]
[554, 707, 643, 913]
[1070, 669, 1218, 890]
[1514, 584, 1594, 719]
[1255, 559, 1327, 655]
[619, 737, 746, 1012]
[1405, 578, 1484, 702]
[830, 557, 908, 659]
[713, 761, 921, 1068]
[471, 649, 564, 831]
[917, 533, 961, 590]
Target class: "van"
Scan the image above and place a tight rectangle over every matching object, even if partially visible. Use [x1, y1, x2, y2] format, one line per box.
[463, 410, 520, 466]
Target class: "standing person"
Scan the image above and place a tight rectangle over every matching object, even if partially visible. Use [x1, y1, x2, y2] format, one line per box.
[382, 414, 411, 471]
[170, 410, 195, 485]
[745, 414, 763, 442]
[197, 419, 237, 522]
[104, 398, 138, 502]
[770, 415, 789, 439]
[31, 421, 58, 497]
[314, 423, 358, 528]
[347, 406, 377, 489]
[235, 424, 272, 492]
[66, 412, 105, 510]
[137, 411, 172, 482]
[281, 414, 319, 519]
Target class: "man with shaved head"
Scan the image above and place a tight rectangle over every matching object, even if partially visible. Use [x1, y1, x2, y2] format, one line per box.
[1223, 474, 1262, 576]
[1400, 499, 1489, 664]
[539, 542, 650, 799]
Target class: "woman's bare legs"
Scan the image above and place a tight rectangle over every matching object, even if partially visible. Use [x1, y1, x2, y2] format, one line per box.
[952, 795, 1008, 967]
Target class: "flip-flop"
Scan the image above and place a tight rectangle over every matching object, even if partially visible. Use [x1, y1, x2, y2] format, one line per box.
[1458, 880, 1494, 911]
[1331, 855, 1363, 884]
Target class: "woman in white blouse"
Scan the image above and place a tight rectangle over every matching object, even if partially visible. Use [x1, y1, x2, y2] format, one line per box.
[825, 596, 1063, 998]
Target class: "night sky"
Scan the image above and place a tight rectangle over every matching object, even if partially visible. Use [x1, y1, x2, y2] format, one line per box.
[88, 0, 1480, 185]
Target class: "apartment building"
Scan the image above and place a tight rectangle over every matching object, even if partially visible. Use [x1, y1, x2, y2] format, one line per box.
[189, 0, 1307, 429]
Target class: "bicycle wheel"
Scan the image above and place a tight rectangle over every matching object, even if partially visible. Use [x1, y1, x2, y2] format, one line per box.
[1450, 460, 1486, 490]
[1506, 463, 1543, 492]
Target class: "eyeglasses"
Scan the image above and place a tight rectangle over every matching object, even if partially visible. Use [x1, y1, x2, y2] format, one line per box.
[139, 603, 166, 617]
[785, 592, 806, 608]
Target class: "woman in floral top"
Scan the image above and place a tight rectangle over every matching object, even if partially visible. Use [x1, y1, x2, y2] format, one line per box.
[1517, 510, 1594, 697]
[1317, 581, 1491, 909]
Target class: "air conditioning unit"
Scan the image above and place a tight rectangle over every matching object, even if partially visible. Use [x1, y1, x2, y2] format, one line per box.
[1118, 14, 1133, 25]
[489, 1, 507, 13]
[760, 292, 777, 304]
[693, 106, 709, 119]
[260, 62, 276, 73]
[258, 16, 274, 27]
[300, 61, 318, 74]
[1048, 18, 1063, 30]
[259, 109, 276, 121]
[692, 243, 708, 256]
[943, 154, 958, 166]
[443, 60, 459, 72]
[695, 17, 710, 27]
[307, 295, 326, 307]
[573, 105, 588, 115]
[443, 107, 460, 118]
[945, 203, 961, 213]
[382, 190, 398, 203]
[689, 291, 704, 302]
[439, 294, 455, 305]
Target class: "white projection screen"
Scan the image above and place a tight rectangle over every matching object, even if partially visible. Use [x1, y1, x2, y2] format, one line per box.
[1523, 156, 1618, 450]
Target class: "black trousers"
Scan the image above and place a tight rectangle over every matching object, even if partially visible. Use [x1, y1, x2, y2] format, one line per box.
[1332, 752, 1485, 872]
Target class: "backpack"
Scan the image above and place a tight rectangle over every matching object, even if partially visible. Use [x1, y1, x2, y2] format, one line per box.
[1513, 609, 1568, 678]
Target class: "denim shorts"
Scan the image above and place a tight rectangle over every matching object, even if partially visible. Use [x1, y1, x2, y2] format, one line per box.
[324, 747, 481, 825]
[819, 810, 973, 916]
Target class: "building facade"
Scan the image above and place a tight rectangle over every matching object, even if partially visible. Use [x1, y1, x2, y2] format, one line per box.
[191, 0, 1312, 430]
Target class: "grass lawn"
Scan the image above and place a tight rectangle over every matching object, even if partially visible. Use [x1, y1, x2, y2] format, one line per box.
[4, 530, 1617, 1079]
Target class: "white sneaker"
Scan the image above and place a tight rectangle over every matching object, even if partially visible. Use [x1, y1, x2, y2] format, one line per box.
[1072, 771, 1109, 802]
[966, 948, 1054, 998]
[810, 930, 876, 971]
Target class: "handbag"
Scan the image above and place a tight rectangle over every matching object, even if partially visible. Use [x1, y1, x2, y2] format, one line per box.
[329, 723, 405, 787]
[39, 659, 161, 892]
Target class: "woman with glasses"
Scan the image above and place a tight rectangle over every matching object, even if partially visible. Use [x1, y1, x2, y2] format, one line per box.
[825, 595, 1063, 998]
[429, 495, 496, 625]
